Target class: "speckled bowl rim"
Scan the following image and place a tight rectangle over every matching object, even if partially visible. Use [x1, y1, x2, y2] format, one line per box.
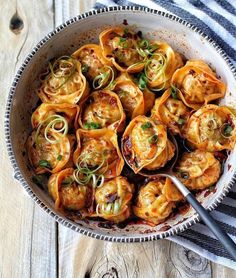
[4, 5, 236, 242]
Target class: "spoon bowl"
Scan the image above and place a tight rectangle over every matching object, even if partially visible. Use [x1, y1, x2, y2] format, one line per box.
[121, 129, 236, 260]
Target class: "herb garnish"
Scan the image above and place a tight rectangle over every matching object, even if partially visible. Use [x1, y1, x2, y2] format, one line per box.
[222, 124, 233, 137]
[57, 154, 62, 161]
[81, 64, 89, 73]
[148, 134, 158, 144]
[171, 85, 178, 99]
[177, 118, 185, 125]
[138, 73, 148, 90]
[141, 122, 152, 130]
[61, 176, 74, 187]
[84, 122, 101, 130]
[39, 159, 51, 169]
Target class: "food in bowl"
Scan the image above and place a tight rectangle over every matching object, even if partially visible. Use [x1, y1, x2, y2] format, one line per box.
[26, 26, 236, 226]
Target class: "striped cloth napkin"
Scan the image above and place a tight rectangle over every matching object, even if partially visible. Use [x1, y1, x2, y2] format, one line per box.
[94, 0, 236, 270]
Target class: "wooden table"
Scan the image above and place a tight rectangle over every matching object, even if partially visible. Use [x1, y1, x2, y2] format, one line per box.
[0, 1, 235, 277]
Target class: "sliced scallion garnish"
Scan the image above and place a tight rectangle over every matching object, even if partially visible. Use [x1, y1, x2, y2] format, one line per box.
[177, 118, 185, 126]
[138, 73, 148, 90]
[141, 122, 152, 130]
[35, 114, 68, 147]
[144, 53, 167, 81]
[92, 66, 115, 90]
[61, 176, 74, 187]
[48, 56, 76, 91]
[72, 151, 107, 187]
[220, 123, 233, 138]
[39, 159, 51, 169]
[171, 85, 178, 99]
[57, 154, 62, 161]
[81, 64, 89, 73]
[44, 115, 68, 144]
[148, 134, 158, 144]
[84, 122, 101, 130]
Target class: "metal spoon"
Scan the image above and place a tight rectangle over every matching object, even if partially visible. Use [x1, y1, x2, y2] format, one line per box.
[122, 132, 236, 260]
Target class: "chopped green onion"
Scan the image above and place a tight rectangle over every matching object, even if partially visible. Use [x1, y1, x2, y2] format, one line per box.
[35, 114, 68, 147]
[81, 64, 89, 73]
[48, 56, 76, 91]
[72, 151, 106, 187]
[221, 123, 233, 138]
[148, 134, 158, 144]
[96, 175, 105, 188]
[124, 28, 129, 35]
[144, 53, 167, 81]
[113, 199, 121, 214]
[92, 66, 114, 90]
[119, 37, 128, 48]
[171, 85, 178, 99]
[149, 44, 159, 52]
[57, 154, 62, 161]
[84, 122, 101, 130]
[106, 203, 113, 214]
[39, 159, 51, 169]
[120, 37, 126, 43]
[44, 115, 68, 144]
[141, 122, 152, 130]
[139, 39, 149, 49]
[138, 73, 148, 90]
[177, 118, 185, 125]
[61, 176, 74, 187]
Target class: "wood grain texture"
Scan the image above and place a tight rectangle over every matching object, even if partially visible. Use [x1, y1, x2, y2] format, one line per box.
[58, 227, 212, 278]
[0, 1, 56, 278]
[0, 1, 236, 277]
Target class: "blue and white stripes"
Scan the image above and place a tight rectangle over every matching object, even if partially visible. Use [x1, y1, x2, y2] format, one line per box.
[95, 0, 236, 64]
[94, 0, 236, 270]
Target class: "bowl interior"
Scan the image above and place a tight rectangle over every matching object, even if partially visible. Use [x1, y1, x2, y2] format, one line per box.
[8, 8, 236, 241]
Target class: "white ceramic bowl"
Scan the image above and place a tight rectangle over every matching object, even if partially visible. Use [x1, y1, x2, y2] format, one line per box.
[5, 6, 236, 242]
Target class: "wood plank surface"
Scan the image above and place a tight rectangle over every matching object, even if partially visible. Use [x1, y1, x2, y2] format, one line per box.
[0, 1, 235, 278]
[0, 1, 57, 278]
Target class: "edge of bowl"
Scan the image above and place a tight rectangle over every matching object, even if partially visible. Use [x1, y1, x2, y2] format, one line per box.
[4, 5, 236, 242]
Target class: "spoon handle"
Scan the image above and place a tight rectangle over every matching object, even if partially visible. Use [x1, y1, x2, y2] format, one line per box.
[170, 176, 236, 260]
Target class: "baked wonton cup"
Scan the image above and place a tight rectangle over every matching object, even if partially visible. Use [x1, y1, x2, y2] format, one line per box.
[48, 168, 90, 211]
[26, 129, 75, 174]
[73, 129, 124, 179]
[72, 44, 116, 90]
[151, 88, 190, 135]
[79, 90, 126, 132]
[175, 150, 221, 190]
[95, 176, 134, 223]
[184, 104, 236, 151]
[31, 103, 79, 129]
[171, 60, 226, 110]
[133, 179, 176, 225]
[112, 73, 155, 118]
[38, 57, 89, 104]
[122, 115, 175, 173]
[99, 27, 145, 73]
[144, 42, 183, 90]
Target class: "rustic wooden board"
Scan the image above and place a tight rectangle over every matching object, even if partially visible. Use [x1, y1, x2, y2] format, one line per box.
[0, 1, 235, 277]
[0, 1, 57, 278]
